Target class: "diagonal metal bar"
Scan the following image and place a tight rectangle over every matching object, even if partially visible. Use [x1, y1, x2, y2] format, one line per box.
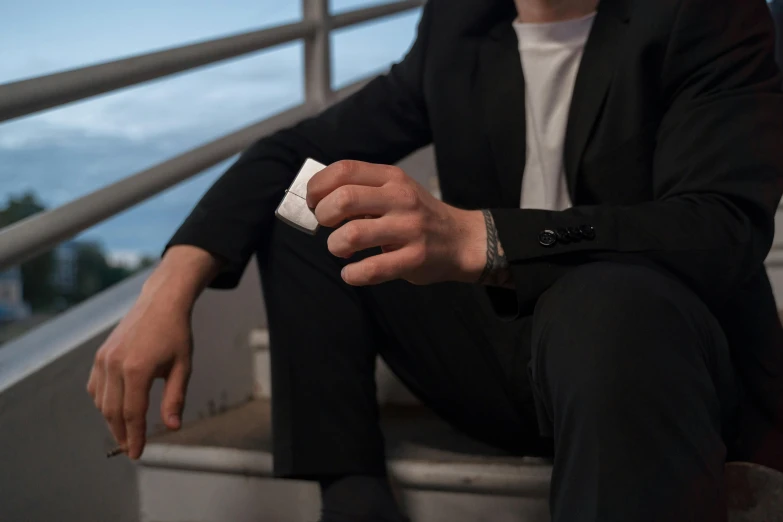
[0, 104, 314, 271]
[0, 1, 424, 125]
[0, 76, 375, 271]
[0, 21, 317, 125]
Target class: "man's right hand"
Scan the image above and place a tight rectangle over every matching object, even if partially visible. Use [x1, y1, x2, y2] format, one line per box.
[86, 245, 221, 460]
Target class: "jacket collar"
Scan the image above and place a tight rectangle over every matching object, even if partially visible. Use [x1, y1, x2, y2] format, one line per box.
[475, 0, 632, 207]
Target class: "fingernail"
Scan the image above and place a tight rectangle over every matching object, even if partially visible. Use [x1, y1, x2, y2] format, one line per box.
[168, 414, 179, 425]
[341, 267, 347, 279]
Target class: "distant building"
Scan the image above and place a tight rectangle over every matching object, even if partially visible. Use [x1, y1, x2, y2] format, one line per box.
[52, 241, 79, 293]
[0, 267, 31, 322]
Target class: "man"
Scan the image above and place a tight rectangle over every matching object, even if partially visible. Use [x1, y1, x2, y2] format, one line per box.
[86, 0, 783, 520]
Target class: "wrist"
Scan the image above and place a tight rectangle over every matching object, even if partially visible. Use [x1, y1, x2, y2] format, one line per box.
[452, 209, 488, 283]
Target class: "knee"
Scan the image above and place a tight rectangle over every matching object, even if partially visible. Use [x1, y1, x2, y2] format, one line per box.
[530, 263, 719, 404]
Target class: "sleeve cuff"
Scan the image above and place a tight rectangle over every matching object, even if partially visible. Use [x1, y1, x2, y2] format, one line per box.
[489, 207, 617, 262]
[163, 213, 255, 290]
[486, 208, 604, 317]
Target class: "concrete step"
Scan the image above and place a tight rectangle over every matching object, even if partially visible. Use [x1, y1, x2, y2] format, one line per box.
[137, 398, 783, 522]
[726, 462, 783, 522]
[137, 399, 553, 522]
[142, 327, 783, 522]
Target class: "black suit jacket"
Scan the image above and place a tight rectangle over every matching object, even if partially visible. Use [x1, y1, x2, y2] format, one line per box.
[169, 0, 783, 466]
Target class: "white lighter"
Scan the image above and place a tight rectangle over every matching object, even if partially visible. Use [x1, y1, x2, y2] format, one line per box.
[275, 158, 327, 235]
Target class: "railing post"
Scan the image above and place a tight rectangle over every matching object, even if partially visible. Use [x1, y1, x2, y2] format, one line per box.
[771, 0, 783, 69]
[303, 0, 333, 108]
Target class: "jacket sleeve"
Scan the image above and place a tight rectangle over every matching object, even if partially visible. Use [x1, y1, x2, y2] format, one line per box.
[490, 0, 783, 315]
[165, 3, 433, 289]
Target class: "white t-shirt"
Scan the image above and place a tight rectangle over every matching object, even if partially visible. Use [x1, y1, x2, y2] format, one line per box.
[513, 12, 596, 210]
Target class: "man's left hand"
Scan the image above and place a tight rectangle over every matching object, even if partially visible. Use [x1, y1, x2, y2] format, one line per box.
[306, 160, 487, 286]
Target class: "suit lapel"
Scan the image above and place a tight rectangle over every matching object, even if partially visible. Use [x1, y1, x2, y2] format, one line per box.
[474, 0, 632, 207]
[476, 21, 527, 208]
[564, 0, 632, 197]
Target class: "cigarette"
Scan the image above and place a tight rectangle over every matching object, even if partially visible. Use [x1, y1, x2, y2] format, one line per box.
[106, 446, 127, 458]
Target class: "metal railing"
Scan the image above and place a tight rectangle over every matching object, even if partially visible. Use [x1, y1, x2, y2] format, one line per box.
[0, 0, 425, 271]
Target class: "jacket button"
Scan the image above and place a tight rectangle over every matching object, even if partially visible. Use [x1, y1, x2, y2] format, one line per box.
[556, 227, 572, 244]
[539, 229, 558, 247]
[579, 224, 596, 240]
[568, 227, 582, 240]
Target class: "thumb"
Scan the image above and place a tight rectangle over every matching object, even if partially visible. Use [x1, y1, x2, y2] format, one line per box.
[161, 359, 190, 430]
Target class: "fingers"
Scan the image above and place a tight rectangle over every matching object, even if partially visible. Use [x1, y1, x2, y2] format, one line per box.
[327, 216, 416, 258]
[314, 185, 403, 228]
[87, 362, 103, 409]
[86, 302, 194, 462]
[342, 245, 426, 286]
[88, 346, 157, 460]
[307, 160, 403, 208]
[102, 354, 127, 450]
[122, 362, 154, 460]
[161, 358, 191, 432]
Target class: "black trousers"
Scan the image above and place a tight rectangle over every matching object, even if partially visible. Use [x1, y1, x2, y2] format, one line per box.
[257, 220, 739, 522]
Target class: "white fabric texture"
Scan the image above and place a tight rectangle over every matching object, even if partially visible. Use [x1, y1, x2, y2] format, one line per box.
[513, 12, 596, 210]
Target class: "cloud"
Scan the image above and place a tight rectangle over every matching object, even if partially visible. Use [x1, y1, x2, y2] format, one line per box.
[0, 7, 419, 151]
[0, 43, 304, 149]
[0, 0, 302, 84]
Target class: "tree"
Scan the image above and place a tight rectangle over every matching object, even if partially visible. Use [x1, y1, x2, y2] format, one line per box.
[73, 242, 107, 300]
[136, 256, 158, 271]
[0, 192, 57, 311]
[1, 190, 150, 310]
[70, 241, 135, 303]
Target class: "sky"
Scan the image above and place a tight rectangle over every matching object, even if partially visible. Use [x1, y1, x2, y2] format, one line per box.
[0, 0, 420, 266]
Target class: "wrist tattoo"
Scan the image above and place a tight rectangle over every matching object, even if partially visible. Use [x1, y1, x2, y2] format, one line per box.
[477, 210, 514, 288]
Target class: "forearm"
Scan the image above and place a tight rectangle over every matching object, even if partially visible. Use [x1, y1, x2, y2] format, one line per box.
[142, 245, 223, 310]
[166, 24, 433, 290]
[488, 191, 778, 311]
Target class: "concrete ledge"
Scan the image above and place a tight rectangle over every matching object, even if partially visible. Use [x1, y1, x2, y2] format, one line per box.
[139, 398, 553, 499]
[140, 443, 552, 497]
[726, 462, 783, 522]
